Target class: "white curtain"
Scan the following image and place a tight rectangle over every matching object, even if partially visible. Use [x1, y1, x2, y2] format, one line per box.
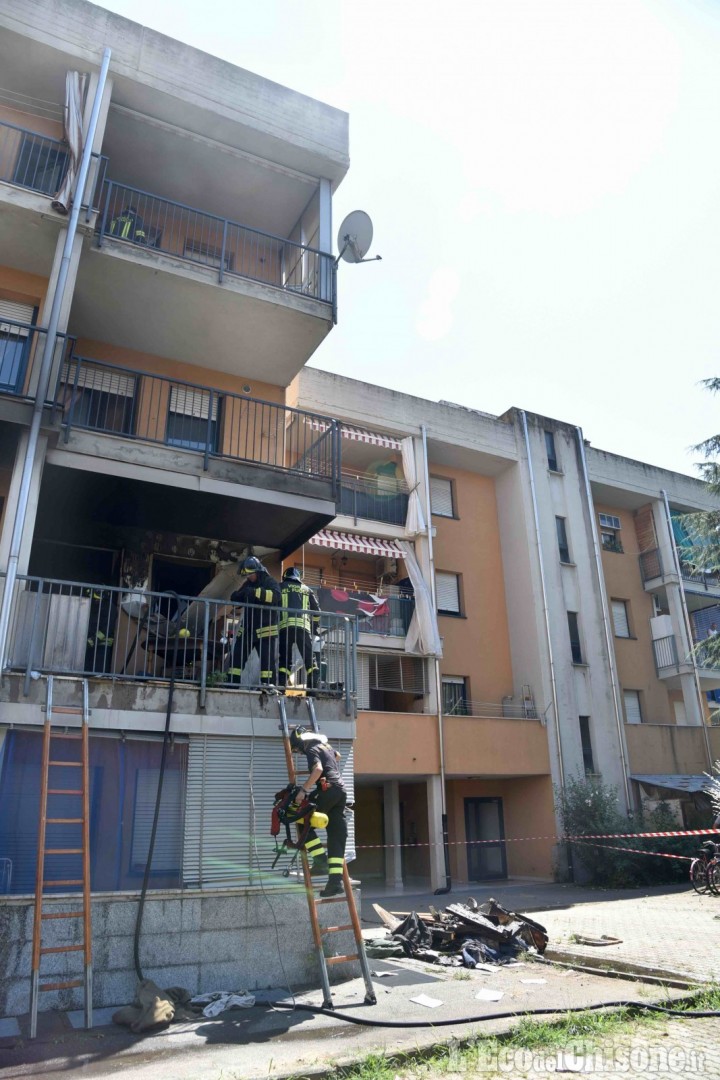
[401, 436, 425, 535]
[52, 71, 86, 214]
[399, 541, 442, 657]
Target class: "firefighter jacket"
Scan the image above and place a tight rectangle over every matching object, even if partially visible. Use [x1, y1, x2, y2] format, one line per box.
[230, 571, 281, 639]
[279, 581, 320, 632]
[109, 210, 146, 242]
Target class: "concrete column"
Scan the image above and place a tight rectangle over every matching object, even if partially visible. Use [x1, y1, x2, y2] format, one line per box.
[81, 74, 114, 208]
[30, 229, 84, 402]
[318, 178, 332, 302]
[426, 774, 446, 891]
[383, 780, 403, 888]
[0, 433, 47, 574]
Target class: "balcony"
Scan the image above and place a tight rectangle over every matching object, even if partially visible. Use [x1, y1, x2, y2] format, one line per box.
[0, 319, 72, 420]
[3, 574, 356, 713]
[0, 119, 68, 197]
[339, 470, 409, 527]
[652, 632, 720, 690]
[315, 580, 415, 646]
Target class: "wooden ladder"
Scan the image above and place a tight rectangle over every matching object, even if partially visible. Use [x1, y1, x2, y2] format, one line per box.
[30, 676, 93, 1038]
[277, 697, 376, 1009]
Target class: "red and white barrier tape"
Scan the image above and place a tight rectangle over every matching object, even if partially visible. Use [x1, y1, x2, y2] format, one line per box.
[354, 827, 720, 851]
[572, 839, 693, 862]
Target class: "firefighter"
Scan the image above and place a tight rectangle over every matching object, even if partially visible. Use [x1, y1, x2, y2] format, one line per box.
[228, 556, 280, 686]
[278, 567, 321, 690]
[290, 725, 347, 896]
[109, 204, 147, 243]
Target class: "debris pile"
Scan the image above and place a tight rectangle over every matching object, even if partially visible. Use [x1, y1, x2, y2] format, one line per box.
[368, 897, 548, 968]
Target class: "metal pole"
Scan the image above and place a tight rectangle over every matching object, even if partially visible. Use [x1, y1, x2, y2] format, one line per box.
[0, 48, 112, 672]
[420, 425, 450, 893]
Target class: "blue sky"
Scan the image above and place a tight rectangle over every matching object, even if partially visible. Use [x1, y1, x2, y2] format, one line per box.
[100, 0, 720, 477]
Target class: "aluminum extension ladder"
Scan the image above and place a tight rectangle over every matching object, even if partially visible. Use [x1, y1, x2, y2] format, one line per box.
[30, 676, 93, 1037]
[277, 696, 376, 1009]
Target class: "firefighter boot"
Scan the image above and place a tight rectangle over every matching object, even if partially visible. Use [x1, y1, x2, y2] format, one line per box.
[320, 874, 344, 898]
[310, 854, 328, 877]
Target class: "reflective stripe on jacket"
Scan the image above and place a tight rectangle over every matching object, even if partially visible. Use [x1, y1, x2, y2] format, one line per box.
[278, 581, 320, 631]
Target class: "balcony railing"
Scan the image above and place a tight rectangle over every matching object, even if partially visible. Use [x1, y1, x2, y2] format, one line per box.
[680, 561, 720, 590]
[339, 472, 409, 526]
[652, 634, 680, 673]
[0, 319, 73, 399]
[316, 582, 415, 638]
[53, 354, 341, 489]
[0, 119, 107, 210]
[639, 548, 663, 582]
[4, 575, 356, 713]
[97, 180, 335, 305]
[444, 699, 541, 720]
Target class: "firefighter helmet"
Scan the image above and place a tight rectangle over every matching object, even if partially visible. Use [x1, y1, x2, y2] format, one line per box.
[283, 567, 303, 582]
[289, 726, 308, 751]
[239, 556, 264, 576]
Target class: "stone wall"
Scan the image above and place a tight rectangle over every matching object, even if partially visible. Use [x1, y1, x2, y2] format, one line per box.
[0, 887, 359, 1017]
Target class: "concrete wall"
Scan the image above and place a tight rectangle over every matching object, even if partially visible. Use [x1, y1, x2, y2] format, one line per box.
[0, 887, 359, 1017]
[624, 723, 710, 775]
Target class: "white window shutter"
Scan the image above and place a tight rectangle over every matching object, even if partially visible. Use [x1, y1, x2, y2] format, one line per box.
[623, 690, 642, 725]
[357, 652, 370, 709]
[131, 768, 183, 872]
[611, 601, 630, 638]
[435, 571, 460, 614]
[430, 477, 453, 517]
[0, 300, 34, 336]
[169, 385, 218, 420]
[61, 362, 135, 397]
[183, 735, 252, 888]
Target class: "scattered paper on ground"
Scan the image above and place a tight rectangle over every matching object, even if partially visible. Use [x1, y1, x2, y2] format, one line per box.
[475, 988, 504, 1002]
[409, 994, 444, 1008]
[521, 978, 547, 985]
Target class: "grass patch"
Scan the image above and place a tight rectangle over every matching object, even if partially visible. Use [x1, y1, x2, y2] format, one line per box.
[318, 984, 720, 1080]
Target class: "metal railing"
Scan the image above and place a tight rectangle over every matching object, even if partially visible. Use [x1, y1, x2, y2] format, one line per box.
[53, 354, 341, 489]
[97, 180, 335, 304]
[652, 634, 680, 673]
[444, 699, 541, 720]
[4, 576, 357, 713]
[315, 582, 414, 638]
[680, 561, 720, 590]
[0, 319, 74, 399]
[0, 119, 68, 195]
[639, 548, 663, 582]
[339, 472, 409, 526]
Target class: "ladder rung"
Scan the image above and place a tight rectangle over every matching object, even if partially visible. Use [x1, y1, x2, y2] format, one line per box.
[326, 954, 359, 966]
[44, 879, 83, 887]
[51, 707, 83, 715]
[42, 911, 84, 920]
[39, 979, 84, 991]
[47, 818, 83, 824]
[51, 733, 82, 740]
[321, 924, 353, 934]
[49, 761, 82, 767]
[45, 849, 83, 855]
[40, 944, 84, 955]
[315, 895, 347, 905]
[47, 789, 82, 795]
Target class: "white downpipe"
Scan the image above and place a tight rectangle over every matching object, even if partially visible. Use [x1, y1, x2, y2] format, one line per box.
[519, 411, 564, 789]
[420, 425, 450, 890]
[660, 490, 713, 770]
[0, 48, 112, 671]
[575, 427, 632, 809]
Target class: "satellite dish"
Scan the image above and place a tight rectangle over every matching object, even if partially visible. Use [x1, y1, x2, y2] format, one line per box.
[336, 210, 381, 265]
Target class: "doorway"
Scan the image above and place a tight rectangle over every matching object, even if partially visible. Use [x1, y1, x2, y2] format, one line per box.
[464, 797, 507, 880]
[150, 555, 214, 618]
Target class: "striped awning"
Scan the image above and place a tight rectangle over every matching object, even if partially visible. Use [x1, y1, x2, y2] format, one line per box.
[308, 529, 405, 559]
[306, 418, 402, 450]
[631, 774, 714, 794]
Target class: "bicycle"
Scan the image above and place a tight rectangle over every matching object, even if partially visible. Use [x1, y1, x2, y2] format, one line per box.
[690, 841, 719, 894]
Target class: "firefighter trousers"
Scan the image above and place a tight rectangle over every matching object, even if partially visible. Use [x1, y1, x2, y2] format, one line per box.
[304, 785, 347, 878]
[277, 627, 317, 687]
[228, 630, 277, 685]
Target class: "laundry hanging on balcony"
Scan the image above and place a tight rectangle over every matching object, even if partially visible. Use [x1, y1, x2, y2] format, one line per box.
[305, 420, 402, 450]
[52, 71, 86, 214]
[308, 529, 404, 560]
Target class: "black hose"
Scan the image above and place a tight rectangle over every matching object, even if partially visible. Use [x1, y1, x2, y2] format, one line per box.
[133, 592, 181, 982]
[268, 997, 720, 1028]
[434, 811, 452, 895]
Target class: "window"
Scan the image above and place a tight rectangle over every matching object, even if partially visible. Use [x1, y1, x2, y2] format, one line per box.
[0, 299, 35, 394]
[611, 599, 631, 638]
[579, 716, 595, 775]
[556, 517, 571, 563]
[623, 689, 642, 724]
[166, 385, 220, 452]
[356, 651, 427, 711]
[430, 476, 455, 517]
[13, 134, 68, 195]
[436, 571, 461, 615]
[599, 513, 623, 553]
[60, 361, 136, 435]
[442, 676, 469, 716]
[544, 430, 559, 471]
[130, 768, 183, 874]
[567, 611, 583, 663]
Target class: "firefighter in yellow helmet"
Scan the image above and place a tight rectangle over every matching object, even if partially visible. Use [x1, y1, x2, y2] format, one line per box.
[278, 567, 321, 690]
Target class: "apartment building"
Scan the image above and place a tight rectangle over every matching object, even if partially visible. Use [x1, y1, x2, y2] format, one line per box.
[291, 370, 720, 890]
[0, 0, 358, 1017]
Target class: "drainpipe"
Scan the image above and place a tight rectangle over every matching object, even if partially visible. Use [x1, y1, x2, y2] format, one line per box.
[519, 411, 564, 790]
[660, 490, 713, 770]
[0, 48, 112, 672]
[575, 428, 632, 810]
[420, 424, 451, 893]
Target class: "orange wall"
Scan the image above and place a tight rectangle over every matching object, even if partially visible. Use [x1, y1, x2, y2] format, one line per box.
[447, 776, 555, 880]
[431, 465, 514, 705]
[0, 266, 48, 312]
[624, 723, 709, 775]
[355, 712, 440, 775]
[444, 716, 550, 776]
[0, 105, 63, 141]
[597, 502, 672, 723]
